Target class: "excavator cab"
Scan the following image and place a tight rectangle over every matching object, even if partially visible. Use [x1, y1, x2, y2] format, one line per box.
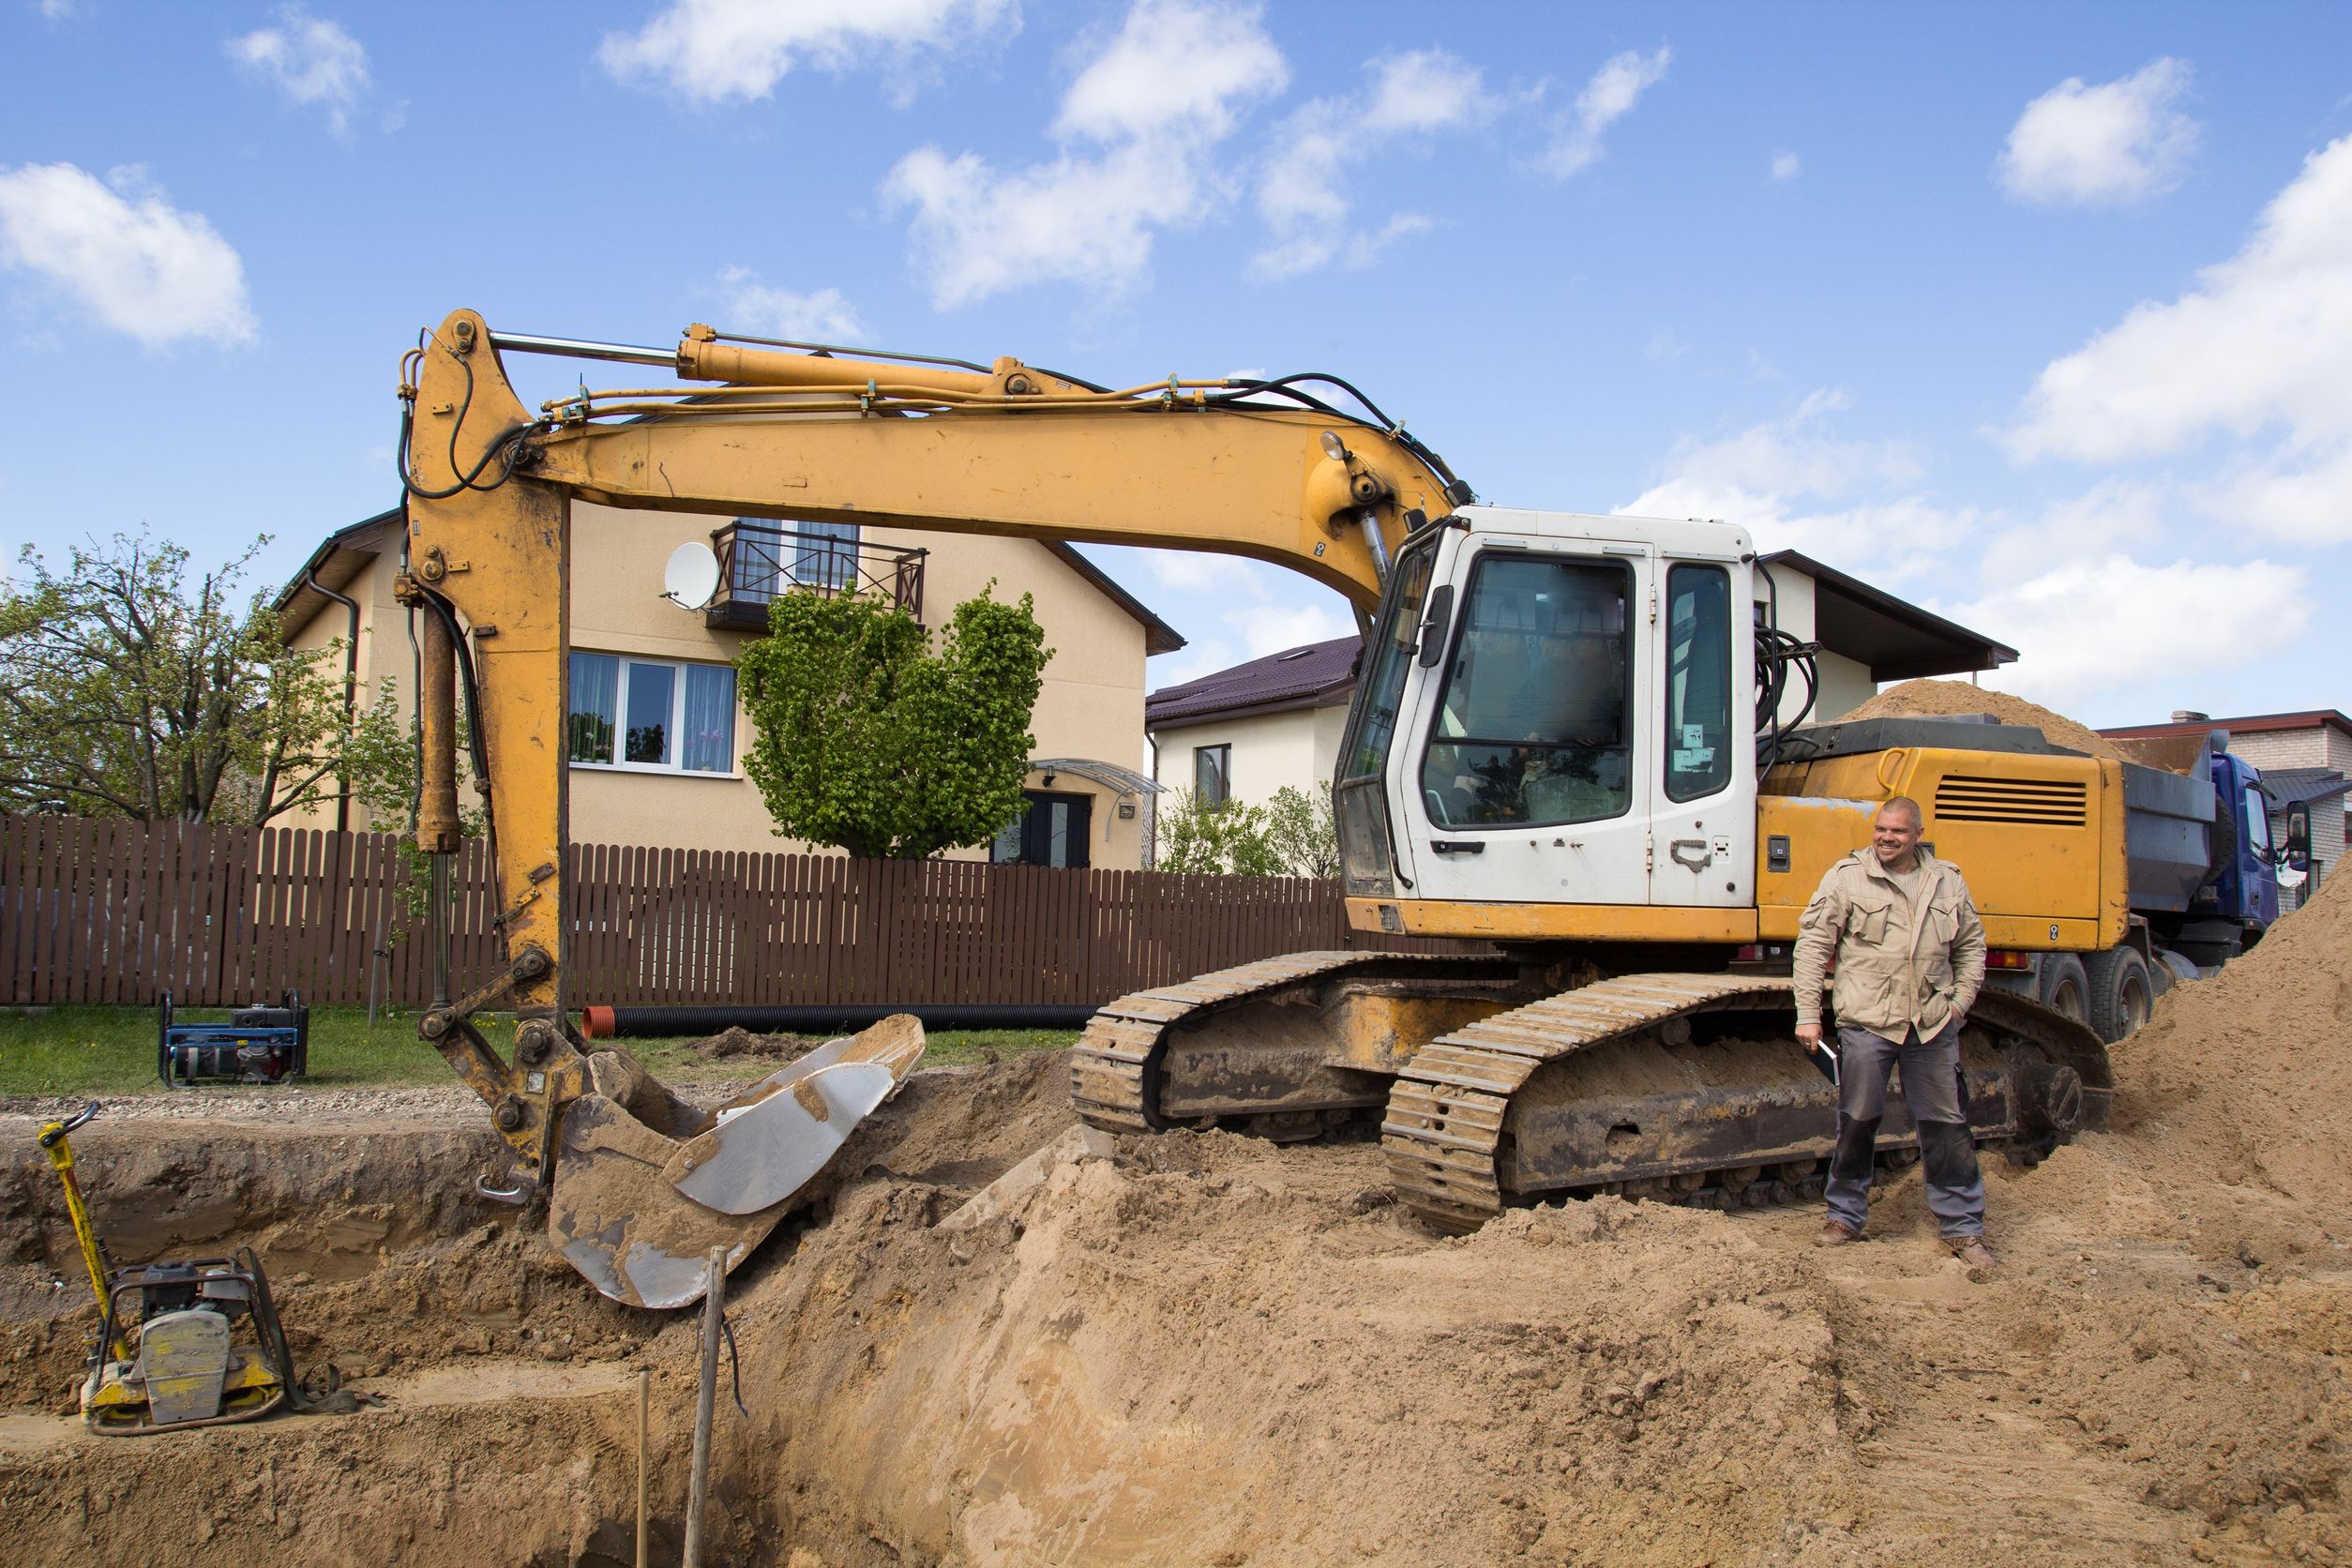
[1335, 509, 1758, 928]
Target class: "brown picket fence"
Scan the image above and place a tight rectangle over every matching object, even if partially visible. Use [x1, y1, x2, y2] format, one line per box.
[0, 817, 1476, 1010]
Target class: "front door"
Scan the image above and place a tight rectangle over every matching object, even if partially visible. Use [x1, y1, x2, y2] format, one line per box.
[1392, 531, 1656, 907]
[994, 791, 1093, 868]
[1648, 559, 1754, 909]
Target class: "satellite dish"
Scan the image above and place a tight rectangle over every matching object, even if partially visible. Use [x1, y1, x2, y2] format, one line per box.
[661, 542, 721, 611]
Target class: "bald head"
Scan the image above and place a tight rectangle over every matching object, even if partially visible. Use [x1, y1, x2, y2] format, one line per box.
[1873, 796, 1923, 870]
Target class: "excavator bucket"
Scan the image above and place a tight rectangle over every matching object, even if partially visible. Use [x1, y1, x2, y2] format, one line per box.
[548, 1015, 925, 1308]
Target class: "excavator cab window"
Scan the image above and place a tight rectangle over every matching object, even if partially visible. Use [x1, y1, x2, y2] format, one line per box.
[1334, 535, 1439, 894]
[1340, 540, 1438, 782]
[1420, 554, 1632, 827]
[1663, 564, 1732, 803]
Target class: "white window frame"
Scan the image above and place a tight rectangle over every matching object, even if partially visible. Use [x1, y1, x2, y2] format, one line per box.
[569, 652, 740, 778]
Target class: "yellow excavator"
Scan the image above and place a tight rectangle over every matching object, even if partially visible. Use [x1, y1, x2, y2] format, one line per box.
[395, 309, 2123, 1306]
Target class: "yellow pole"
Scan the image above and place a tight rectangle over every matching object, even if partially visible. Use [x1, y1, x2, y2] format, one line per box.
[38, 1108, 123, 1360]
[636, 1366, 650, 1568]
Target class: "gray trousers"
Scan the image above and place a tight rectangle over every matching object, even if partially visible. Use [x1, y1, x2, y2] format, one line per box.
[1824, 1019, 1984, 1239]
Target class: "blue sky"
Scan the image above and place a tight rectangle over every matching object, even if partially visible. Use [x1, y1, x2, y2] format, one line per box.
[4, 1, 2349, 727]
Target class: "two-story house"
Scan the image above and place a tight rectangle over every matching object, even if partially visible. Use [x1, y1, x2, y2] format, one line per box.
[277, 505, 1181, 869]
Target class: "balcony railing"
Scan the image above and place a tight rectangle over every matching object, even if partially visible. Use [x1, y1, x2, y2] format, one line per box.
[706, 522, 927, 633]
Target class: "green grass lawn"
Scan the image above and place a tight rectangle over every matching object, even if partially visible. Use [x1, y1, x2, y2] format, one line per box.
[0, 1003, 1077, 1099]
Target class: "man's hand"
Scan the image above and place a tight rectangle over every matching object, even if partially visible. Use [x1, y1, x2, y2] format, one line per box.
[1794, 1020, 1823, 1049]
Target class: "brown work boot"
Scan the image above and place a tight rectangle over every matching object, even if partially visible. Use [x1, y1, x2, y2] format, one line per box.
[1949, 1236, 1997, 1272]
[1817, 1219, 1862, 1247]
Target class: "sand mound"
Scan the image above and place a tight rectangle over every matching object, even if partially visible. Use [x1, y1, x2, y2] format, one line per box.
[6, 1012, 2348, 1564]
[2099, 864, 2352, 1256]
[1844, 678, 2125, 761]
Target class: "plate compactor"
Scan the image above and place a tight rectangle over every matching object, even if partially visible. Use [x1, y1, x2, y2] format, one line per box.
[158, 989, 309, 1088]
[37, 1103, 360, 1434]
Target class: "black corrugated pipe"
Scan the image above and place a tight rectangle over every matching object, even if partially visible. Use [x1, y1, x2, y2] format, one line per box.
[579, 1003, 1100, 1039]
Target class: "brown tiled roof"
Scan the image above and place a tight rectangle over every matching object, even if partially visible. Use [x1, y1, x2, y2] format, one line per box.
[2098, 710, 2352, 742]
[1147, 635, 1359, 727]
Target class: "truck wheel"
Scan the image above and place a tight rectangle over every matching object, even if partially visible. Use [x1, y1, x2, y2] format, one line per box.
[2037, 953, 2090, 1025]
[2083, 946, 2154, 1043]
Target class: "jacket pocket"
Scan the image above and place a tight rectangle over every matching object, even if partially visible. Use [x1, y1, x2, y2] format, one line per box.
[1925, 896, 1961, 946]
[1847, 896, 1892, 946]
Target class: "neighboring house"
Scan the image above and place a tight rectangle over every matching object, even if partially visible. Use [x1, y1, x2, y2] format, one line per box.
[2098, 709, 2352, 909]
[1146, 550, 2017, 810]
[276, 506, 1181, 869]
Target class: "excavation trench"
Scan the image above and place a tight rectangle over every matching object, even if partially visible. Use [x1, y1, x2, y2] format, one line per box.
[4, 958, 2350, 1568]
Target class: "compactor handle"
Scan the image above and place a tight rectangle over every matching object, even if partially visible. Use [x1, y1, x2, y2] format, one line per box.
[38, 1100, 98, 1152]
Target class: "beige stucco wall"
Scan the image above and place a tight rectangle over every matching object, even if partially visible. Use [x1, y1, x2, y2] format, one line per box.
[280, 505, 1157, 868]
[1757, 561, 1945, 723]
[281, 526, 406, 835]
[1150, 702, 1348, 804]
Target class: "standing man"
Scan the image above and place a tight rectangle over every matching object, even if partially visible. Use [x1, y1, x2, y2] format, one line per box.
[1792, 796, 1995, 1269]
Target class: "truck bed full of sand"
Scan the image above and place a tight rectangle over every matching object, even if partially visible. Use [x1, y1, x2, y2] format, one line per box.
[5, 882, 2349, 1564]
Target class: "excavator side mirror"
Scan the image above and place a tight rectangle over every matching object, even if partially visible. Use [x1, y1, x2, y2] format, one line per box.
[1416, 583, 1454, 668]
[2284, 802, 2312, 871]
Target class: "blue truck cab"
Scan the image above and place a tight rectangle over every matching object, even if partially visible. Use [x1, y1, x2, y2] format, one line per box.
[2204, 746, 2282, 935]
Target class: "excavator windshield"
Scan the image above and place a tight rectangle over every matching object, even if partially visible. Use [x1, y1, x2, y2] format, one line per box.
[1421, 555, 1632, 827]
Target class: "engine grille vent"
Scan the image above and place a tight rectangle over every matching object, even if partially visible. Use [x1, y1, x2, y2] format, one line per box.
[1933, 775, 2089, 827]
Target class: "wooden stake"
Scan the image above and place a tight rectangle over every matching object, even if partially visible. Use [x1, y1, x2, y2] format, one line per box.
[684, 1247, 725, 1568]
[636, 1366, 650, 1568]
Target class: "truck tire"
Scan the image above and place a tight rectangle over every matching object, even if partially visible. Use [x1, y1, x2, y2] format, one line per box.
[2083, 945, 2154, 1043]
[2037, 953, 2090, 1026]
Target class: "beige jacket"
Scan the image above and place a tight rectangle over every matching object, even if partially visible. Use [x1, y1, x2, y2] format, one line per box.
[1792, 848, 1986, 1043]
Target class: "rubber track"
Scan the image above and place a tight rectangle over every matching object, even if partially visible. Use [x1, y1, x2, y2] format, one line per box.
[1068, 951, 1385, 1133]
[1381, 972, 1798, 1233]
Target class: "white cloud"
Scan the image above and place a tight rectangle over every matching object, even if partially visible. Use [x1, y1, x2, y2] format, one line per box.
[600, 0, 1016, 105]
[1996, 57, 2198, 208]
[1952, 555, 2309, 710]
[1140, 547, 1262, 595]
[0, 163, 254, 346]
[1770, 150, 1800, 182]
[1229, 600, 1350, 657]
[884, 0, 1286, 308]
[1250, 49, 1485, 280]
[2007, 133, 2352, 540]
[714, 267, 866, 342]
[1543, 46, 1669, 178]
[38, 0, 79, 19]
[1977, 479, 2160, 580]
[226, 7, 371, 135]
[1620, 391, 1968, 580]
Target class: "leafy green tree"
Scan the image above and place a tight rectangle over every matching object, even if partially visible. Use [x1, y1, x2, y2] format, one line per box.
[1265, 783, 1341, 879]
[0, 534, 380, 824]
[736, 586, 1051, 859]
[1154, 789, 1283, 876]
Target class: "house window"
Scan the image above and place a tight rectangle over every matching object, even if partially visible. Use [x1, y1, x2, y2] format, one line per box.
[569, 652, 736, 775]
[992, 792, 1093, 868]
[792, 520, 860, 592]
[1195, 745, 1231, 807]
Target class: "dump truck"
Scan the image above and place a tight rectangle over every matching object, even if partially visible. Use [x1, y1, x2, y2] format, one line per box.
[392, 309, 2217, 1301]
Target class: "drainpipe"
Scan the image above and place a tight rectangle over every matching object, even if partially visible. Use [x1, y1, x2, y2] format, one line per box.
[304, 568, 362, 834]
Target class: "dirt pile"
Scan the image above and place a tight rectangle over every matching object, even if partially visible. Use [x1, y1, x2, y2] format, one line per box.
[1844, 677, 2126, 761]
[2101, 864, 2352, 1259]
[690, 1025, 814, 1061]
[5, 1003, 2348, 1565]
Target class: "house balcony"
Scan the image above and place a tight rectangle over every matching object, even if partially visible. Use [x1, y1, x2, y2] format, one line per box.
[706, 521, 927, 633]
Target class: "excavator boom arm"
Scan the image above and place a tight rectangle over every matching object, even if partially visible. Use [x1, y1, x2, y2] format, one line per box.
[393, 309, 1460, 1302]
